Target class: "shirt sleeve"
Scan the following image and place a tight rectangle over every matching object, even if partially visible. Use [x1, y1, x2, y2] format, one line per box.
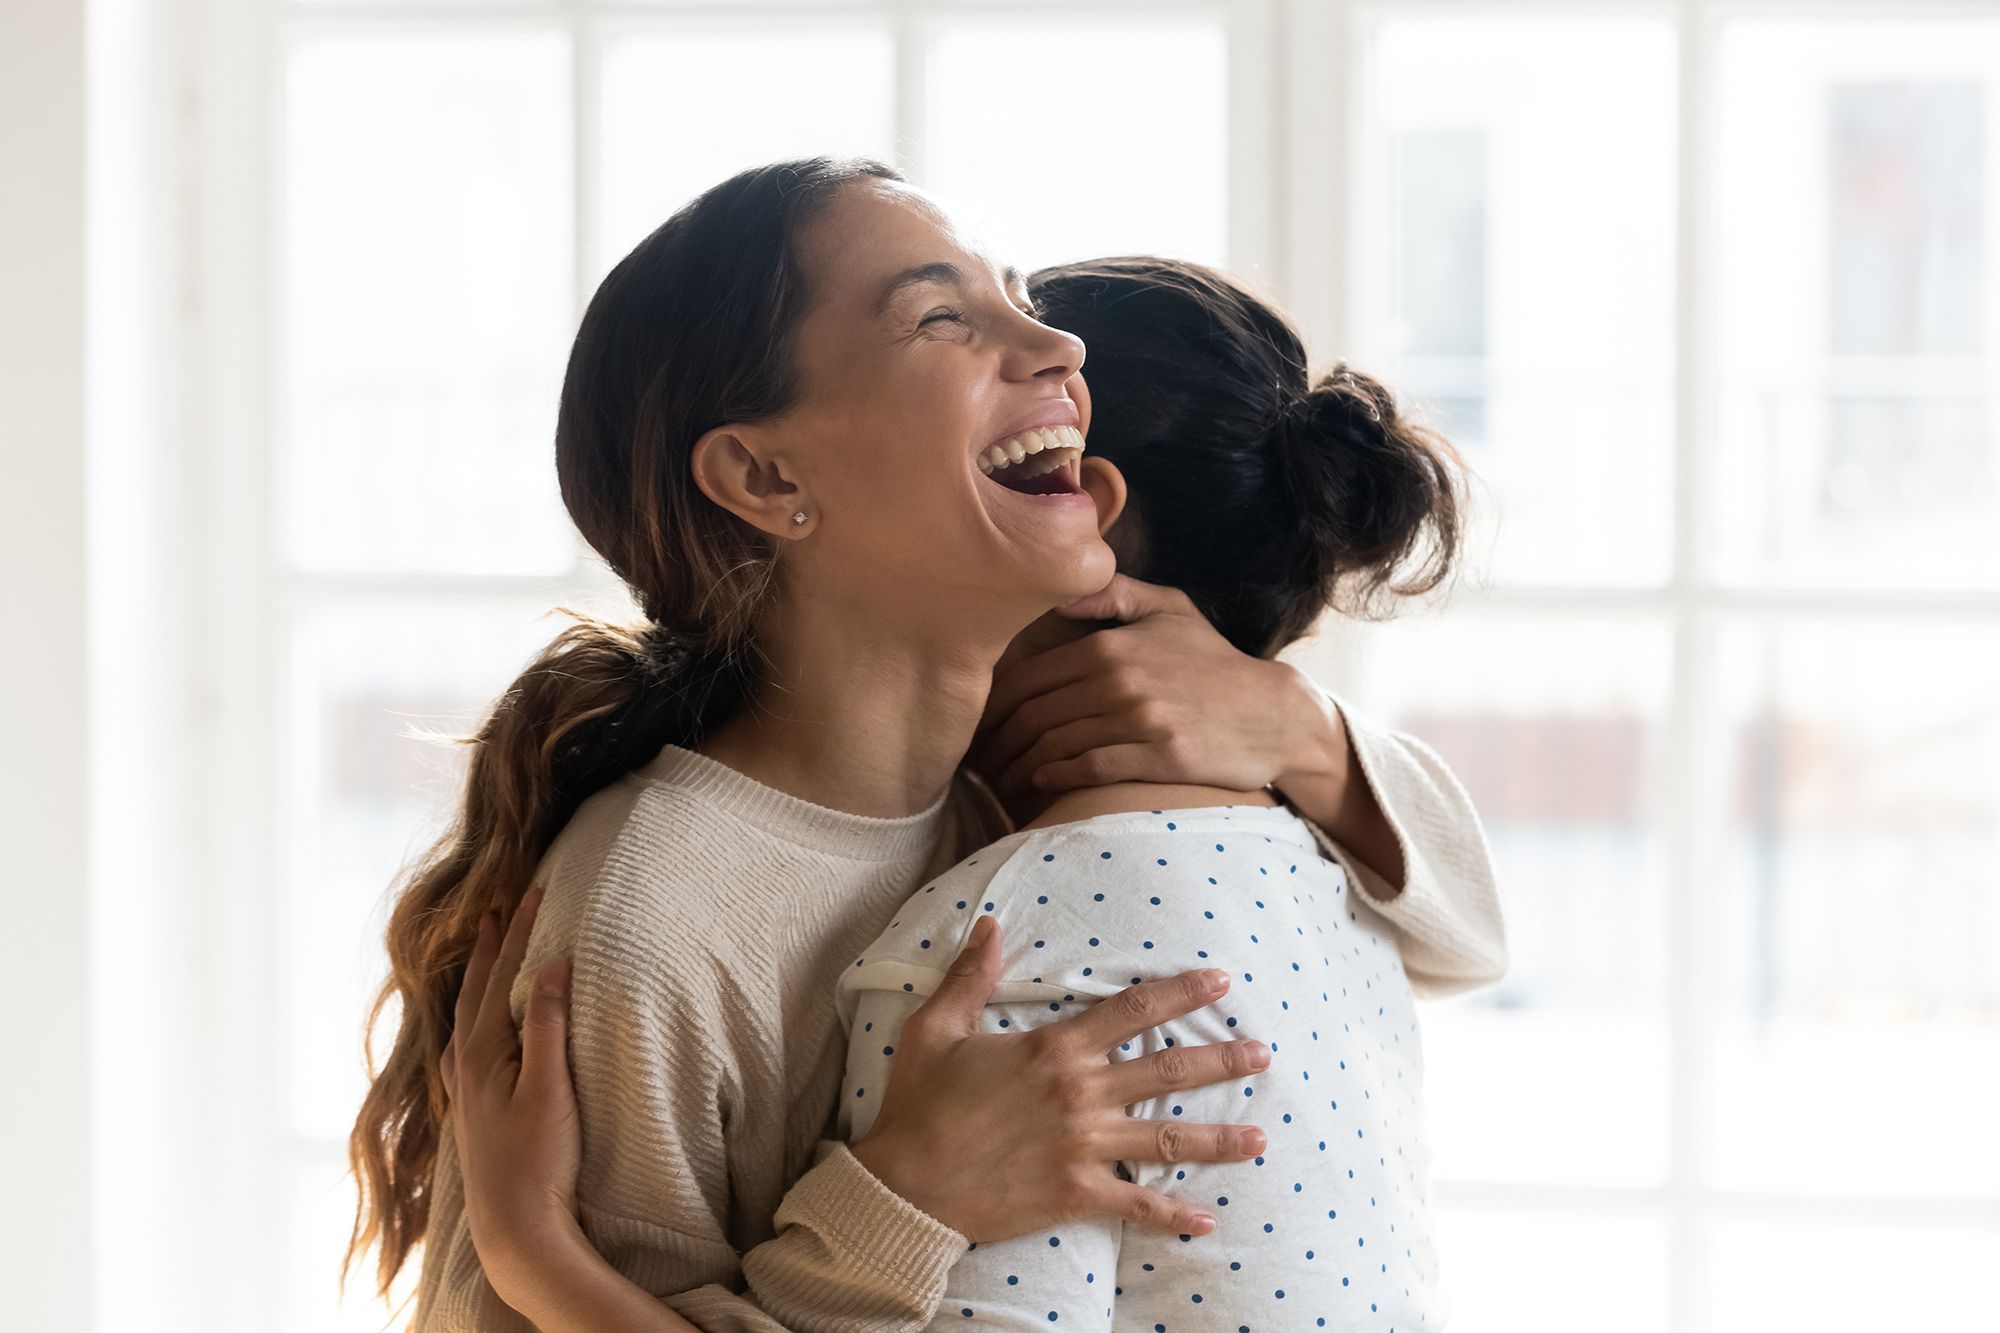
[1277, 686, 1510, 999]
[553, 909, 972, 1333]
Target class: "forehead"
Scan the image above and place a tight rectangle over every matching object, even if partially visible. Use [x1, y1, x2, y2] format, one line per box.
[799, 179, 1022, 313]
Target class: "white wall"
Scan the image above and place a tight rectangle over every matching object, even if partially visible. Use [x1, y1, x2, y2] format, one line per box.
[0, 0, 94, 1328]
[84, 0, 219, 1327]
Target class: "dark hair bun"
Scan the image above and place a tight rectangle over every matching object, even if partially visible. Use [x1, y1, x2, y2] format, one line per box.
[1274, 364, 1465, 617]
[1027, 256, 1470, 655]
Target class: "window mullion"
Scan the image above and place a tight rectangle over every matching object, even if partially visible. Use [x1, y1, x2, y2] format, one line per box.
[1669, 3, 1723, 1331]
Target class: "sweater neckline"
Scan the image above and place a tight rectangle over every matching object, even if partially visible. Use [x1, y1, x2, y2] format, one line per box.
[636, 741, 952, 864]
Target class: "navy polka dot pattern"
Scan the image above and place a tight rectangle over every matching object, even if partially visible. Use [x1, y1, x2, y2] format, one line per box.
[834, 806, 1443, 1329]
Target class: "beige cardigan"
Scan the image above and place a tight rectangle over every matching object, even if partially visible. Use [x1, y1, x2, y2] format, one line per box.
[408, 689, 1505, 1330]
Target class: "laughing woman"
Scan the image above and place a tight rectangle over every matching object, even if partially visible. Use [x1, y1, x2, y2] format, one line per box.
[834, 260, 1482, 1328]
[345, 159, 1503, 1332]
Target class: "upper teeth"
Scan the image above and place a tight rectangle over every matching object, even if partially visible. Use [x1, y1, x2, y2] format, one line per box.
[978, 424, 1086, 475]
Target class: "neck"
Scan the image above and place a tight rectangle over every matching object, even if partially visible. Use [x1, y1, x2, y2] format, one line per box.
[697, 589, 1018, 819]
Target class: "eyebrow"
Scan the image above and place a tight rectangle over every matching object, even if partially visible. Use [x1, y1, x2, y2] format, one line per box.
[875, 261, 1030, 316]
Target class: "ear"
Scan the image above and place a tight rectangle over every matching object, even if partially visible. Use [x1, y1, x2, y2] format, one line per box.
[688, 425, 808, 538]
[1077, 455, 1128, 539]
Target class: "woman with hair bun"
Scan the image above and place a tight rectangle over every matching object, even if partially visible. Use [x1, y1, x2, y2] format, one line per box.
[825, 257, 1488, 1327]
[368, 162, 1503, 1332]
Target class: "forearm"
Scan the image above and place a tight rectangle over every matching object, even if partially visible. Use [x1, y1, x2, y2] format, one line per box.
[1267, 662, 1407, 893]
[735, 1139, 967, 1330]
[525, 1101, 959, 1332]
[492, 1219, 707, 1333]
[493, 1145, 963, 1333]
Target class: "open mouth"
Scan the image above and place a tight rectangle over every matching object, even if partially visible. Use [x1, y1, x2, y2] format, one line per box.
[977, 424, 1087, 497]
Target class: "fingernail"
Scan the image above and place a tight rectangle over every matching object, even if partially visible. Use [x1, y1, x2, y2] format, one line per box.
[538, 960, 568, 998]
[1246, 1041, 1271, 1068]
[1240, 1128, 1266, 1155]
[971, 916, 993, 946]
[1202, 969, 1229, 994]
[1190, 1212, 1216, 1234]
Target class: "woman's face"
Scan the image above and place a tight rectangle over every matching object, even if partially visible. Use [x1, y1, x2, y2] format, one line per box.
[750, 178, 1113, 636]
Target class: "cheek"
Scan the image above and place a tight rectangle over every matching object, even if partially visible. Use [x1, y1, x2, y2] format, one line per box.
[804, 350, 1020, 554]
[859, 365, 987, 490]
[807, 405, 973, 549]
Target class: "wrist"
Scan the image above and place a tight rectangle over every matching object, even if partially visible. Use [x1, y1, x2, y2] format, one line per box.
[1269, 677, 1410, 895]
[850, 1126, 960, 1235]
[1269, 661, 1347, 795]
[480, 1213, 593, 1318]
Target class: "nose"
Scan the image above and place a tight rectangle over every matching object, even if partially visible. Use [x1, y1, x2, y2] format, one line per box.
[1009, 312, 1085, 385]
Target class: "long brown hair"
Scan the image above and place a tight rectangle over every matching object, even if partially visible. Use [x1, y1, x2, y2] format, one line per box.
[341, 156, 903, 1303]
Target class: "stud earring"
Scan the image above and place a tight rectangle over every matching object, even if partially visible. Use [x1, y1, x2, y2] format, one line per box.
[792, 511, 808, 526]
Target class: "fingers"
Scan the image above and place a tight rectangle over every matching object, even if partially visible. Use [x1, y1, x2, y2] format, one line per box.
[1105, 1116, 1268, 1170]
[452, 910, 502, 1063]
[1052, 573, 1190, 625]
[472, 884, 545, 1059]
[981, 677, 1112, 781]
[981, 635, 1120, 734]
[1003, 723, 1156, 794]
[907, 915, 1001, 1040]
[1046, 967, 1230, 1057]
[1103, 1037, 1272, 1105]
[516, 957, 573, 1105]
[1029, 742, 1167, 794]
[1090, 1177, 1219, 1238]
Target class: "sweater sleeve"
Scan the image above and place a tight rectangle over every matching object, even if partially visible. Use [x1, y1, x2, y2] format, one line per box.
[559, 906, 970, 1332]
[1278, 686, 1510, 1000]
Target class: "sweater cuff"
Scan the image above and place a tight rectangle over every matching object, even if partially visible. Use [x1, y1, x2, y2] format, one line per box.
[770, 1139, 970, 1300]
[1325, 690, 1422, 907]
[1282, 685, 1420, 908]
[1290, 687, 1465, 934]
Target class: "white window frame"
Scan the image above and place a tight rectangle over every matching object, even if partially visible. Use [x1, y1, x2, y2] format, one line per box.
[157, 1, 2000, 1329]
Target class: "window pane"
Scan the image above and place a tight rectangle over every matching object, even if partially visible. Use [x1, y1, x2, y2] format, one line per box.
[278, 596, 630, 1140]
[1711, 620, 2000, 1197]
[1715, 21, 2000, 587]
[1435, 1204, 1669, 1333]
[1356, 18, 1678, 586]
[283, 33, 576, 575]
[1296, 615, 1674, 1187]
[923, 19, 1227, 272]
[597, 26, 897, 275]
[1708, 1219, 1994, 1332]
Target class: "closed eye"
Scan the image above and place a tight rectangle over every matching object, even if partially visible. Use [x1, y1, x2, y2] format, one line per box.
[919, 303, 1042, 329]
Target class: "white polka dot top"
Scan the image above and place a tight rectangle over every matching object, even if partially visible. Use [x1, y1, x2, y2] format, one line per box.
[834, 804, 1444, 1331]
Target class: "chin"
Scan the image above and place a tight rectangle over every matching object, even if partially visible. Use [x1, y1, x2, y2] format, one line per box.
[959, 531, 1113, 625]
[1043, 534, 1118, 602]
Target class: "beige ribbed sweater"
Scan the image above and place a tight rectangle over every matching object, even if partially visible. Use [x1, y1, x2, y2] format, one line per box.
[409, 688, 1505, 1331]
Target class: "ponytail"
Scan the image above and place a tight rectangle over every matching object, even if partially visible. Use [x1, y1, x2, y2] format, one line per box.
[341, 611, 750, 1301]
[342, 155, 899, 1303]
